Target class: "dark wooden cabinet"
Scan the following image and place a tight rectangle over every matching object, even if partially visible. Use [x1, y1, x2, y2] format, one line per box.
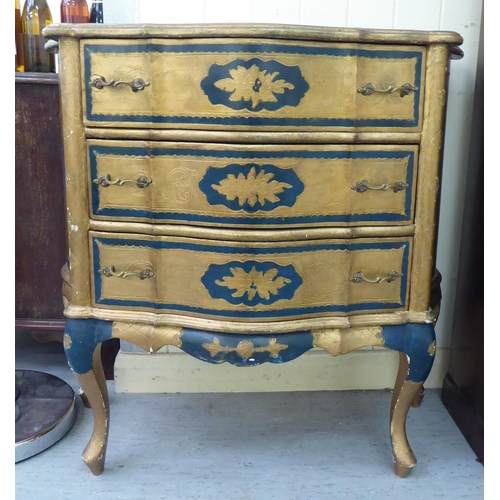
[15, 73, 67, 325]
[15, 72, 119, 379]
[441, 16, 484, 464]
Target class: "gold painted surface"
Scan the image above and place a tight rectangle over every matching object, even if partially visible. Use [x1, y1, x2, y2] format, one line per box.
[211, 166, 292, 207]
[90, 232, 411, 320]
[112, 322, 183, 353]
[89, 219, 416, 240]
[409, 44, 449, 312]
[44, 23, 463, 46]
[61, 262, 71, 310]
[428, 341, 436, 357]
[312, 326, 384, 356]
[390, 379, 423, 477]
[63, 333, 72, 350]
[93, 240, 156, 302]
[82, 39, 425, 131]
[59, 37, 92, 307]
[75, 361, 109, 476]
[63, 303, 434, 333]
[45, 23, 463, 45]
[84, 127, 423, 144]
[88, 141, 417, 227]
[202, 337, 288, 360]
[215, 266, 292, 302]
[214, 64, 295, 108]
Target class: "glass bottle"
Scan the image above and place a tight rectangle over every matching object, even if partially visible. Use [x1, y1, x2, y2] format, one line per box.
[21, 0, 55, 73]
[61, 0, 89, 23]
[15, 0, 24, 72]
[89, 0, 104, 23]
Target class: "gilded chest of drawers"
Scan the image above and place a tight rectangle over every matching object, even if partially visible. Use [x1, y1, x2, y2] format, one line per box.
[44, 23, 463, 477]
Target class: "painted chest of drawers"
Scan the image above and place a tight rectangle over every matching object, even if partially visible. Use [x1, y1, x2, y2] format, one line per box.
[43, 23, 463, 477]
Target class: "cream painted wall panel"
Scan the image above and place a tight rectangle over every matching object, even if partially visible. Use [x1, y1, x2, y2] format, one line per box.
[347, 0, 395, 28]
[136, 0, 159, 23]
[138, 0, 206, 23]
[299, 0, 348, 26]
[102, 0, 138, 23]
[114, 347, 450, 393]
[205, 0, 253, 23]
[394, 0, 443, 30]
[251, 0, 301, 24]
[439, 0, 482, 30]
[433, 0, 482, 349]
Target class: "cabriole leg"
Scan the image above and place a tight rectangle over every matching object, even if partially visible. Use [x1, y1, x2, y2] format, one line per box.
[383, 323, 436, 478]
[63, 319, 113, 475]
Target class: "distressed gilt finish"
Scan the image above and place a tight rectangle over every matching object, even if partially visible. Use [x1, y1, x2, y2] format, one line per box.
[58, 37, 91, 308]
[88, 141, 419, 227]
[90, 233, 412, 320]
[45, 23, 462, 478]
[409, 44, 450, 312]
[80, 38, 425, 132]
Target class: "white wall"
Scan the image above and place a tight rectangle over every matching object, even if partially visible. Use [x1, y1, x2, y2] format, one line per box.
[31, 0, 483, 391]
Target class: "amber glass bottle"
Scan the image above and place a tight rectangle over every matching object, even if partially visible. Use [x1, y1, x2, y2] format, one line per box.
[61, 0, 89, 23]
[21, 0, 55, 72]
[15, 0, 24, 71]
[89, 0, 104, 23]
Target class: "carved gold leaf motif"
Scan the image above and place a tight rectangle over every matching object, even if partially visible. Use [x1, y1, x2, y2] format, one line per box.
[214, 65, 295, 108]
[215, 266, 291, 301]
[202, 337, 288, 359]
[112, 322, 183, 354]
[211, 166, 292, 207]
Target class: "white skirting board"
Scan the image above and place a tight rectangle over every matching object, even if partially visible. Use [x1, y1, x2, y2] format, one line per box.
[113, 344, 449, 393]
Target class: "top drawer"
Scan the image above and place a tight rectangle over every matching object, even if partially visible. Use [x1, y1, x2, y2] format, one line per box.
[82, 39, 425, 132]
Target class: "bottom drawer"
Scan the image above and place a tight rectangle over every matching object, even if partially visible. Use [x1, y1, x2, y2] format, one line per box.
[90, 232, 411, 321]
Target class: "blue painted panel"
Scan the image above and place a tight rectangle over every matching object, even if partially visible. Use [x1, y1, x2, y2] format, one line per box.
[64, 319, 113, 375]
[382, 323, 436, 383]
[198, 163, 305, 213]
[180, 329, 314, 366]
[201, 260, 303, 306]
[200, 58, 310, 112]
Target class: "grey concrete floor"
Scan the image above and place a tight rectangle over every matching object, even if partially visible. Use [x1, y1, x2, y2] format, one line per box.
[15, 330, 484, 500]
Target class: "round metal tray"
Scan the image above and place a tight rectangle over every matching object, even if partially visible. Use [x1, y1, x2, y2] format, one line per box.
[15, 370, 77, 463]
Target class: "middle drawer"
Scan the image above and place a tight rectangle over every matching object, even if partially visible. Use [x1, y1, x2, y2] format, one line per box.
[87, 141, 418, 228]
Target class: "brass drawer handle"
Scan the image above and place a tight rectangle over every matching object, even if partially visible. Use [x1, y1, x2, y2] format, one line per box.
[350, 271, 403, 284]
[94, 174, 152, 188]
[357, 82, 418, 97]
[100, 266, 155, 280]
[90, 75, 150, 92]
[351, 180, 408, 193]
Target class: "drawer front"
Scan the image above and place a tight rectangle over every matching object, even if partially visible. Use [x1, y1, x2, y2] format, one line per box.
[90, 232, 411, 321]
[88, 141, 418, 227]
[82, 39, 425, 131]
